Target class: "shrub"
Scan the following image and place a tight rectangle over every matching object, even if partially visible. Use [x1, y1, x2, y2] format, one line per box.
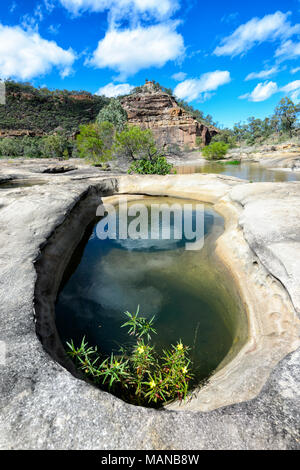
[128, 156, 173, 175]
[202, 141, 229, 160]
[40, 133, 71, 159]
[22, 136, 43, 158]
[76, 122, 114, 164]
[67, 306, 193, 407]
[0, 137, 24, 157]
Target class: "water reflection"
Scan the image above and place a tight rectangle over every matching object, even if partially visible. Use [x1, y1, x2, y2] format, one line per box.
[55, 198, 248, 382]
[175, 161, 300, 182]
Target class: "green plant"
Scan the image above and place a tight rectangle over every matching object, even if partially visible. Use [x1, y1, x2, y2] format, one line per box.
[128, 155, 173, 175]
[115, 125, 157, 161]
[202, 141, 229, 160]
[40, 133, 71, 159]
[0, 137, 24, 157]
[96, 98, 128, 132]
[67, 306, 193, 407]
[219, 159, 240, 165]
[76, 122, 114, 165]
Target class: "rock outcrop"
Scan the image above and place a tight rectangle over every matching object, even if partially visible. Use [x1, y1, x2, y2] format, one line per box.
[121, 81, 219, 150]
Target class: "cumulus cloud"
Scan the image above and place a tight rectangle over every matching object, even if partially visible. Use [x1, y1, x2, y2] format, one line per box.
[275, 40, 300, 61]
[245, 66, 280, 81]
[96, 82, 134, 97]
[174, 71, 231, 102]
[239, 81, 278, 102]
[240, 78, 300, 102]
[214, 11, 300, 57]
[59, 0, 179, 21]
[87, 23, 184, 78]
[172, 71, 187, 81]
[0, 24, 76, 80]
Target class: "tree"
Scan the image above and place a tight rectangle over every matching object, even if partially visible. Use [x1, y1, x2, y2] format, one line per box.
[76, 122, 114, 164]
[274, 97, 300, 137]
[96, 98, 128, 132]
[41, 133, 70, 159]
[114, 125, 159, 161]
[211, 128, 237, 148]
[202, 142, 229, 160]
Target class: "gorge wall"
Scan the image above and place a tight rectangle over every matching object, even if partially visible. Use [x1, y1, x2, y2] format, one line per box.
[121, 81, 219, 150]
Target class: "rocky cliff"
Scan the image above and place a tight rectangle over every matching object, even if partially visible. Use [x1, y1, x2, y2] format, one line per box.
[121, 81, 219, 150]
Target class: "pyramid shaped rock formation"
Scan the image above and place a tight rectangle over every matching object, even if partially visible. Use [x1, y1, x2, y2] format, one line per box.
[121, 81, 219, 150]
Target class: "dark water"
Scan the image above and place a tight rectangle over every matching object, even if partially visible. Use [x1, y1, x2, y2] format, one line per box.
[175, 161, 300, 182]
[0, 179, 46, 189]
[55, 198, 247, 383]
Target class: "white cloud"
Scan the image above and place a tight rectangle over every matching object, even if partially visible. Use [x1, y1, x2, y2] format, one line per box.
[281, 80, 300, 93]
[214, 11, 300, 57]
[239, 81, 278, 102]
[281, 80, 300, 103]
[174, 71, 231, 102]
[245, 66, 280, 81]
[240, 78, 300, 103]
[291, 66, 300, 74]
[172, 71, 187, 81]
[275, 40, 300, 61]
[0, 24, 76, 80]
[87, 23, 184, 78]
[59, 0, 179, 20]
[96, 82, 134, 97]
[44, 0, 55, 13]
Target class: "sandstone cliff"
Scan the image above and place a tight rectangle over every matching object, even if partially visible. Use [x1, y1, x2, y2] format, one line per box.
[121, 81, 219, 150]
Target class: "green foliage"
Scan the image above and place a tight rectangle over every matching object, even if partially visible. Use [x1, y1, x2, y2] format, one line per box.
[67, 306, 193, 407]
[274, 97, 300, 137]
[202, 141, 229, 160]
[22, 136, 44, 158]
[76, 122, 114, 164]
[0, 134, 75, 159]
[40, 133, 71, 159]
[220, 160, 240, 165]
[114, 125, 173, 174]
[0, 80, 110, 135]
[96, 98, 128, 132]
[128, 156, 173, 175]
[211, 129, 237, 148]
[233, 96, 300, 144]
[121, 305, 156, 341]
[0, 137, 24, 157]
[114, 125, 158, 161]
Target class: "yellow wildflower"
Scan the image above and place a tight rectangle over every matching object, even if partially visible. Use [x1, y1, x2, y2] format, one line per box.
[182, 367, 188, 374]
[137, 345, 145, 354]
[177, 342, 183, 351]
[149, 380, 156, 388]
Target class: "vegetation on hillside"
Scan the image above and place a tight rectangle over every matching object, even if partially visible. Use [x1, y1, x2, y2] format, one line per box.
[0, 80, 109, 135]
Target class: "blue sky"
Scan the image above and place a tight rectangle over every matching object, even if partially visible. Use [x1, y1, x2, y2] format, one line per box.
[0, 0, 300, 127]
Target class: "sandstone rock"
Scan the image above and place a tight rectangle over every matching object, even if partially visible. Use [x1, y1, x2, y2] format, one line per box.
[0, 167, 299, 449]
[121, 82, 218, 150]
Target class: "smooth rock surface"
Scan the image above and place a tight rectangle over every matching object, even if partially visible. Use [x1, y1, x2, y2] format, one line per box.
[0, 166, 299, 449]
